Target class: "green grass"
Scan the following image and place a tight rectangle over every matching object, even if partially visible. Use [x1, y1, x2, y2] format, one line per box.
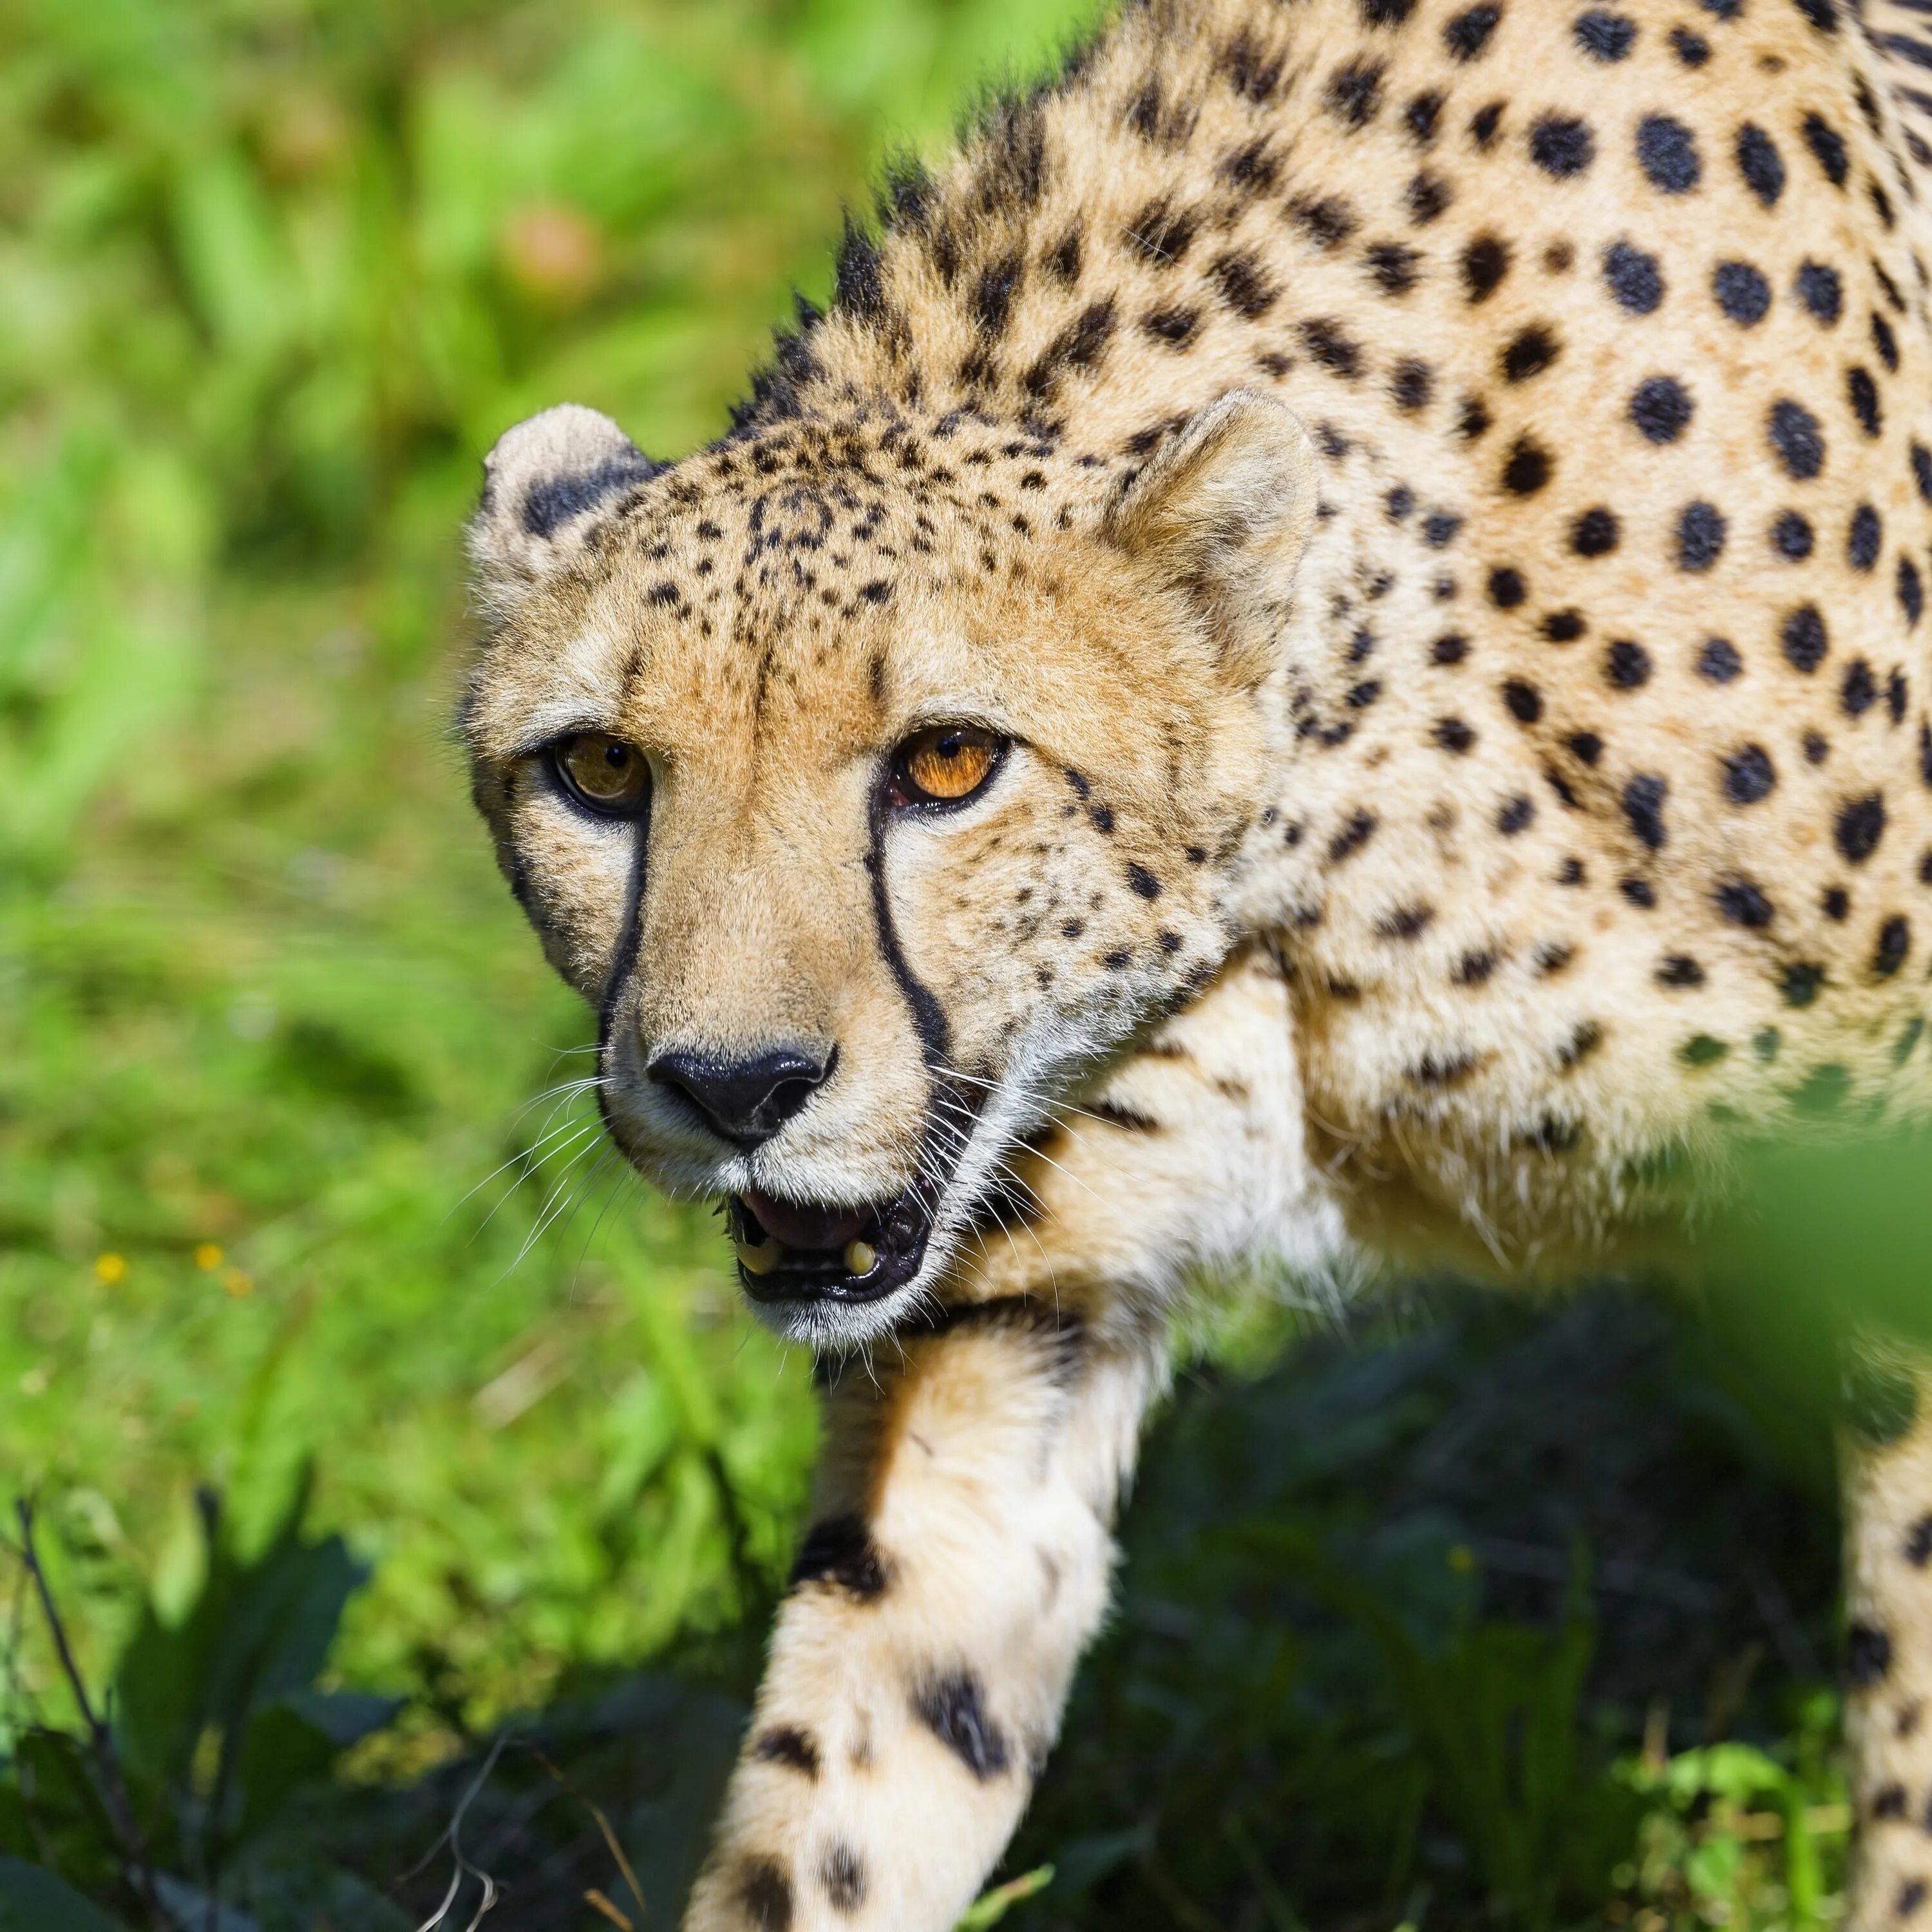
[0, 3, 1892, 1926]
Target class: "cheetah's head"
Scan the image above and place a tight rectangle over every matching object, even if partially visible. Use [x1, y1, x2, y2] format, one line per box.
[462, 391, 1316, 1348]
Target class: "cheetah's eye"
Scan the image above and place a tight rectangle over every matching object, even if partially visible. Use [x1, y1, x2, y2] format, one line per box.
[885, 724, 1005, 809]
[553, 732, 650, 817]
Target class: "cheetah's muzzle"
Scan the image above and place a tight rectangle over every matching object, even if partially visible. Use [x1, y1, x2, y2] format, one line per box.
[728, 1182, 938, 1305]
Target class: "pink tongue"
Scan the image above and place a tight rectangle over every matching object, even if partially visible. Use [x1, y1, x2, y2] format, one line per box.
[741, 1189, 870, 1251]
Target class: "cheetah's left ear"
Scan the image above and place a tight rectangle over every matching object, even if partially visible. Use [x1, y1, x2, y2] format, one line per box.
[467, 404, 666, 620]
[1107, 389, 1318, 689]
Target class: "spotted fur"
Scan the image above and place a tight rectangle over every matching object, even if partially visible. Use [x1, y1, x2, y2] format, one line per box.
[462, 0, 1932, 1921]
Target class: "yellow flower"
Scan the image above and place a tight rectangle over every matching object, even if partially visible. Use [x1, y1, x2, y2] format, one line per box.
[194, 1242, 223, 1271]
[94, 1252, 127, 1285]
[220, 1267, 254, 1299]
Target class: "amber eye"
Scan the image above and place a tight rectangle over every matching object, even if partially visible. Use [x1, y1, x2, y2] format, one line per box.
[887, 724, 1005, 808]
[553, 732, 650, 816]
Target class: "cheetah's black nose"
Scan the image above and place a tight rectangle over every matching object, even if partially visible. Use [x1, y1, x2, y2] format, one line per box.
[647, 1044, 834, 1146]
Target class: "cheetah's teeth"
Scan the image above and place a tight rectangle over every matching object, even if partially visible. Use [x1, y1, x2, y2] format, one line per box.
[844, 1240, 878, 1276]
[735, 1237, 783, 1276]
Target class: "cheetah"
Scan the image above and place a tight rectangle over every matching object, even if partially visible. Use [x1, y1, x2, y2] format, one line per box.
[462, 0, 1932, 1920]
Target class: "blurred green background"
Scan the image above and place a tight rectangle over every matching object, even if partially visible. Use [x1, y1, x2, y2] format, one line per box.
[0, 1, 1899, 1927]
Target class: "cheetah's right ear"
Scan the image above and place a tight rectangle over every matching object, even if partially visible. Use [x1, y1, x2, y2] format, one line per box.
[1107, 389, 1318, 689]
[467, 404, 665, 618]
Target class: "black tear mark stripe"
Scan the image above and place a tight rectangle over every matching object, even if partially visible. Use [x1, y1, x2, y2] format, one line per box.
[913, 1668, 1012, 1779]
[866, 791, 953, 1066]
[791, 1513, 892, 1600]
[594, 802, 655, 1146]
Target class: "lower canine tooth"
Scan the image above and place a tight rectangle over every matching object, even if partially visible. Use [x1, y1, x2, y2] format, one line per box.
[735, 1238, 782, 1276]
[844, 1240, 878, 1275]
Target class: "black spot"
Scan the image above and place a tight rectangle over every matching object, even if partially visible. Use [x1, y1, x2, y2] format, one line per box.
[1327, 57, 1387, 128]
[1637, 115, 1700, 192]
[1502, 438, 1551, 493]
[1433, 632, 1470, 663]
[1406, 90, 1446, 142]
[1898, 1880, 1928, 1920]
[1736, 124, 1786, 207]
[1574, 9, 1636, 58]
[1794, 260, 1841, 323]
[791, 1515, 889, 1600]
[1845, 1621, 1894, 1687]
[1444, 3, 1504, 58]
[1804, 730, 1830, 764]
[1300, 317, 1363, 377]
[1874, 914, 1910, 976]
[1850, 504, 1881, 570]
[1488, 566, 1527, 607]
[1435, 716, 1477, 752]
[1367, 240, 1423, 295]
[971, 250, 1024, 337]
[1657, 954, 1705, 987]
[1848, 366, 1882, 438]
[1142, 305, 1200, 345]
[1771, 511, 1813, 560]
[1843, 658, 1877, 716]
[1607, 639, 1652, 687]
[820, 1844, 866, 1914]
[1872, 308, 1900, 371]
[754, 1728, 820, 1777]
[1713, 261, 1770, 325]
[1462, 233, 1511, 301]
[1670, 25, 1710, 62]
[1502, 325, 1560, 381]
[1503, 678, 1543, 723]
[1914, 442, 1932, 505]
[1386, 484, 1416, 522]
[1571, 506, 1620, 556]
[1454, 948, 1497, 983]
[1379, 902, 1437, 938]
[1803, 111, 1848, 187]
[1622, 876, 1656, 907]
[1906, 1515, 1932, 1567]
[913, 1669, 1010, 1780]
[1468, 100, 1505, 147]
[1424, 512, 1464, 547]
[1836, 791, 1886, 862]
[1544, 610, 1586, 642]
[1823, 886, 1849, 920]
[859, 580, 892, 605]
[1289, 194, 1359, 249]
[1603, 240, 1663, 313]
[1459, 395, 1492, 438]
[1530, 115, 1596, 177]
[1361, 0, 1417, 22]
[1126, 862, 1161, 899]
[1889, 668, 1909, 723]
[1631, 377, 1693, 443]
[1768, 400, 1824, 478]
[1390, 359, 1435, 411]
[1901, 556, 1924, 625]
[739, 1857, 795, 1932]
[1569, 730, 1603, 763]
[1791, 0, 1836, 30]
[1623, 773, 1668, 849]
[1716, 878, 1774, 926]
[1782, 603, 1829, 672]
[834, 218, 887, 322]
[1329, 809, 1378, 860]
[1208, 249, 1278, 318]
[1406, 170, 1453, 222]
[1497, 793, 1536, 833]
[1698, 636, 1742, 682]
[1723, 743, 1776, 802]
[1676, 502, 1727, 571]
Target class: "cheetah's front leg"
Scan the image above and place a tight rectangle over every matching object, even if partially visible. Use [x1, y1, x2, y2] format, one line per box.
[1844, 1358, 1932, 1928]
[681, 948, 1338, 1931]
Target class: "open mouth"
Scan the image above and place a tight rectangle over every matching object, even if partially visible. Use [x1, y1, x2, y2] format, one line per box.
[727, 1183, 938, 1304]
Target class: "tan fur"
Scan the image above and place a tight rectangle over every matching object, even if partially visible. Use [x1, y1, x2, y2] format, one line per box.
[461, 0, 1932, 1920]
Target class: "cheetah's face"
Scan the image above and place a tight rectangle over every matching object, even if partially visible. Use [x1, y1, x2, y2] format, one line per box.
[462, 394, 1316, 1348]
